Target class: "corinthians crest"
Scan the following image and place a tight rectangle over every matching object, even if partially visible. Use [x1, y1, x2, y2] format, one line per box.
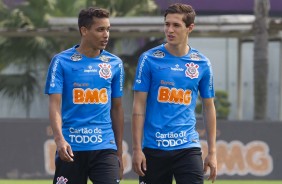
[98, 63, 112, 79]
[185, 62, 199, 79]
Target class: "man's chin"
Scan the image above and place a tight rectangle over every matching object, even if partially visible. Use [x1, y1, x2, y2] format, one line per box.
[166, 41, 178, 46]
[100, 45, 107, 50]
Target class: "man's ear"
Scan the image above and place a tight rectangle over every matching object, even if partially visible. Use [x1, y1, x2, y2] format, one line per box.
[80, 26, 88, 36]
[188, 23, 195, 33]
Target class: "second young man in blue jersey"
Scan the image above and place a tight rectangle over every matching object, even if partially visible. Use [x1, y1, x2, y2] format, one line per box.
[45, 7, 124, 184]
[132, 3, 217, 184]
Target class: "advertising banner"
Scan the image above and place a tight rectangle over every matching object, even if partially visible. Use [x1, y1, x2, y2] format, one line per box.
[0, 119, 281, 180]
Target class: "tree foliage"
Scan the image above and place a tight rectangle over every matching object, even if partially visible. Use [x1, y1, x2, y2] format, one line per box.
[0, 0, 159, 117]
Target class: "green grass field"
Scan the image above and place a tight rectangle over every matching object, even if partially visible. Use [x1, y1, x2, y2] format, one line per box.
[0, 180, 281, 184]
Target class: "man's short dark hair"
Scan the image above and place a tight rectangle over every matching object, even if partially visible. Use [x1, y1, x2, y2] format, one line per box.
[164, 3, 196, 27]
[78, 7, 109, 31]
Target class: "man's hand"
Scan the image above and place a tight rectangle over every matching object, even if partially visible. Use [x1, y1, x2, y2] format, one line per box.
[55, 139, 74, 162]
[132, 149, 146, 176]
[118, 155, 124, 180]
[204, 153, 217, 183]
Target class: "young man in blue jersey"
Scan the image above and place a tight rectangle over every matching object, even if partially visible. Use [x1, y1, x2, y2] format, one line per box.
[132, 3, 217, 184]
[45, 7, 124, 184]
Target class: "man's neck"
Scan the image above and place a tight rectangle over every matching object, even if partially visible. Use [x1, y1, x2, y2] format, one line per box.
[76, 44, 100, 58]
[164, 43, 189, 57]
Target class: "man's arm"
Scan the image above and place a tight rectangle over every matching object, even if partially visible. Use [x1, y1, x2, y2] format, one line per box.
[202, 98, 217, 183]
[132, 91, 147, 176]
[111, 97, 124, 179]
[49, 94, 73, 162]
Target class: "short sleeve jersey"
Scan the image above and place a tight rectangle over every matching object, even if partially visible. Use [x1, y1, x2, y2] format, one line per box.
[133, 44, 214, 150]
[45, 45, 124, 151]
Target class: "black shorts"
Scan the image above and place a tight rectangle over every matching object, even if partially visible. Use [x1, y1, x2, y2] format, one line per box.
[140, 147, 204, 184]
[53, 149, 120, 184]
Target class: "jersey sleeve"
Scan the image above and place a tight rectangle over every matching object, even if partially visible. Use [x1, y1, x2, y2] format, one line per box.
[198, 61, 215, 98]
[111, 61, 124, 98]
[44, 56, 64, 94]
[132, 53, 151, 92]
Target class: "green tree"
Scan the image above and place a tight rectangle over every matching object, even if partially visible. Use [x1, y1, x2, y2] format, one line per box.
[0, 0, 159, 117]
[0, 2, 15, 70]
[253, 0, 269, 119]
[0, 0, 58, 117]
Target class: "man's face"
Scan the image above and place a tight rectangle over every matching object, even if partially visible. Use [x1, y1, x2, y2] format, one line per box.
[164, 13, 193, 46]
[82, 17, 110, 50]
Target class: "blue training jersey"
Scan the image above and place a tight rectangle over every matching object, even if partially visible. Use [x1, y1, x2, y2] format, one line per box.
[45, 45, 124, 151]
[133, 44, 214, 150]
